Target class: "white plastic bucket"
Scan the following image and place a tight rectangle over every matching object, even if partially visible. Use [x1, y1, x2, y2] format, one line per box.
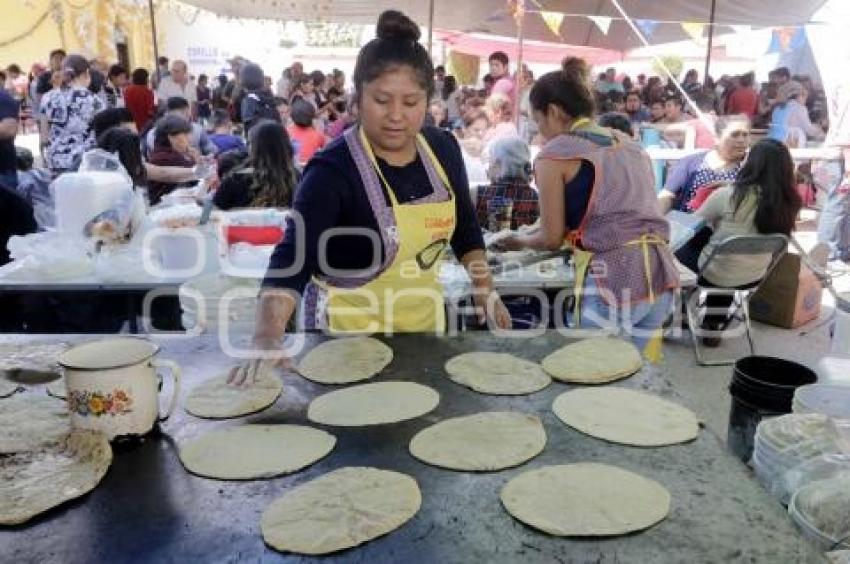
[832, 293, 850, 356]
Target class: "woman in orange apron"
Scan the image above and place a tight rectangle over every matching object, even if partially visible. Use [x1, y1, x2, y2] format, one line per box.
[230, 11, 510, 385]
[499, 58, 679, 361]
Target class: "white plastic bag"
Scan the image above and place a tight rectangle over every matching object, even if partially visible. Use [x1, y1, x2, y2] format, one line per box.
[76, 149, 140, 244]
[0, 231, 94, 280]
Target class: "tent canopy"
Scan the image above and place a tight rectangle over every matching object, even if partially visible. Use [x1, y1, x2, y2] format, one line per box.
[437, 31, 622, 66]
[180, 0, 829, 52]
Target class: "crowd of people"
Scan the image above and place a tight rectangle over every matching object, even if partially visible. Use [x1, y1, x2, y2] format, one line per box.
[0, 15, 843, 345]
[0, 43, 830, 220]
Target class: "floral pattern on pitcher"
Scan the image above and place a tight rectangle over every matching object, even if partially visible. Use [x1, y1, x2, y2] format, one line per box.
[68, 389, 134, 417]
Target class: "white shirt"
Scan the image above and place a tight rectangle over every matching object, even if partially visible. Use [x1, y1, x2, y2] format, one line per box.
[156, 76, 197, 106]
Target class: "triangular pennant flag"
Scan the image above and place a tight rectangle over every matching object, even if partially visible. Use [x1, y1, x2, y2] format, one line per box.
[635, 19, 659, 38]
[588, 15, 613, 35]
[541, 11, 565, 38]
[681, 22, 706, 43]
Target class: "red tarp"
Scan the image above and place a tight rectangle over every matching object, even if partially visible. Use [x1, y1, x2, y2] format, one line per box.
[436, 31, 623, 66]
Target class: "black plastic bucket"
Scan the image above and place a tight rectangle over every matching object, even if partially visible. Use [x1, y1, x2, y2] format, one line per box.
[727, 356, 817, 462]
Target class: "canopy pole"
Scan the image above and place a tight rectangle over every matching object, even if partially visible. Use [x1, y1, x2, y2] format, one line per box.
[514, 0, 525, 128]
[428, 0, 435, 57]
[609, 0, 712, 135]
[148, 0, 162, 85]
[704, 0, 717, 82]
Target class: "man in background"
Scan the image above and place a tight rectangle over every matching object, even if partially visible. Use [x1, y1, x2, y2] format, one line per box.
[816, 80, 850, 262]
[105, 64, 128, 108]
[36, 49, 66, 96]
[595, 67, 624, 95]
[157, 60, 197, 117]
[488, 51, 515, 104]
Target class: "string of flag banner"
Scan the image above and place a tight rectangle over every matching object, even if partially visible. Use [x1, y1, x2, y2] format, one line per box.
[529, 9, 754, 42]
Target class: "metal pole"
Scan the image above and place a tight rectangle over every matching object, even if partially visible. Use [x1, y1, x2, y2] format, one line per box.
[704, 0, 717, 82]
[428, 0, 435, 57]
[514, 1, 525, 128]
[148, 0, 162, 85]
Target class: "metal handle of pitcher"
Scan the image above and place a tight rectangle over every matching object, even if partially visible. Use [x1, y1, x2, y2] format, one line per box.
[151, 358, 182, 421]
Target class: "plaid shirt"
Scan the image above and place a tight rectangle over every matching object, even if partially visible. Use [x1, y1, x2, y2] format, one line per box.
[476, 180, 540, 230]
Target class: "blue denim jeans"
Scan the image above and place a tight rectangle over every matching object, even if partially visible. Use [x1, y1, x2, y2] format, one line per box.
[569, 275, 675, 354]
[815, 160, 850, 261]
[0, 170, 18, 190]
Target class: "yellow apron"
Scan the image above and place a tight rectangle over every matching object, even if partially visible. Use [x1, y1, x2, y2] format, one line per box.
[321, 129, 457, 334]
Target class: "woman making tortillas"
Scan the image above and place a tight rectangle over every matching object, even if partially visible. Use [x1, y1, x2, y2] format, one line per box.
[497, 58, 679, 361]
[230, 11, 510, 384]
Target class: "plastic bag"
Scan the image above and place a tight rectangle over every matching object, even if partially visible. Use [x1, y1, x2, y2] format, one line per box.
[77, 149, 140, 244]
[0, 231, 94, 280]
[790, 475, 850, 551]
[78, 149, 132, 184]
[149, 204, 202, 228]
[784, 455, 850, 501]
[224, 209, 287, 227]
[752, 413, 839, 502]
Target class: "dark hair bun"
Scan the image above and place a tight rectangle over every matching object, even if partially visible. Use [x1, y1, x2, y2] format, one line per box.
[561, 57, 589, 83]
[377, 10, 421, 42]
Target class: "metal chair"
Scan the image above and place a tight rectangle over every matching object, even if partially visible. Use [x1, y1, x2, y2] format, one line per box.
[684, 234, 789, 366]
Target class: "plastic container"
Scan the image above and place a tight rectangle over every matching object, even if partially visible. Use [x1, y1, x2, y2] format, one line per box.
[794, 384, 850, 419]
[752, 413, 836, 503]
[148, 228, 205, 274]
[789, 476, 850, 551]
[833, 293, 850, 356]
[818, 357, 850, 386]
[52, 171, 132, 237]
[727, 356, 817, 463]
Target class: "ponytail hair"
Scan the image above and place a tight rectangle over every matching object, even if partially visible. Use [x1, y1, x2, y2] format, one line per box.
[529, 57, 595, 118]
[60, 54, 89, 89]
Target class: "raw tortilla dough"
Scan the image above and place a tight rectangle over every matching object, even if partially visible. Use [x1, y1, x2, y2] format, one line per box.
[542, 337, 642, 384]
[297, 337, 393, 384]
[179, 424, 336, 480]
[0, 394, 70, 454]
[0, 342, 67, 375]
[261, 467, 421, 555]
[185, 371, 282, 419]
[0, 430, 112, 525]
[444, 352, 551, 395]
[500, 463, 670, 536]
[553, 387, 699, 446]
[0, 379, 18, 398]
[307, 381, 439, 426]
[409, 412, 546, 471]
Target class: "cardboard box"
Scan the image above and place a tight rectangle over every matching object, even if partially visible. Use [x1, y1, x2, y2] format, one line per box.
[750, 252, 823, 329]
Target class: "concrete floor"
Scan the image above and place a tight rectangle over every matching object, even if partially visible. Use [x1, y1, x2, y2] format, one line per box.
[657, 215, 850, 439]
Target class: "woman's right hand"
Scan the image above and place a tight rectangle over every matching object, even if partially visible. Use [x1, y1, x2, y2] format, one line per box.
[226, 337, 292, 387]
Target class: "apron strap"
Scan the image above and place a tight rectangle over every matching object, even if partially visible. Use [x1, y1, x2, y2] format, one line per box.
[344, 126, 399, 265]
[624, 233, 668, 305]
[415, 133, 453, 202]
[571, 233, 668, 363]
